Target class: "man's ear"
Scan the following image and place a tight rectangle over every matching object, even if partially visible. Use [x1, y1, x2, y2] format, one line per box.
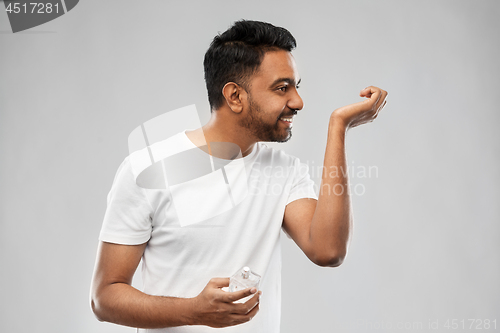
[222, 82, 246, 114]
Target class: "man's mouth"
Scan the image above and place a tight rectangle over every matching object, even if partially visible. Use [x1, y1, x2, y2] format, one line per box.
[278, 111, 297, 124]
[278, 116, 293, 123]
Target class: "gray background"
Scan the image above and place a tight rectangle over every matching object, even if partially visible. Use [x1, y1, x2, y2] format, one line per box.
[1, 0, 499, 332]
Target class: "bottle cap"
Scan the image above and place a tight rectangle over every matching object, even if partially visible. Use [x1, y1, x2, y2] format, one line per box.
[242, 266, 250, 278]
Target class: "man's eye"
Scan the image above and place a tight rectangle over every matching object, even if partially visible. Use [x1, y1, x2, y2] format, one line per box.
[278, 86, 287, 92]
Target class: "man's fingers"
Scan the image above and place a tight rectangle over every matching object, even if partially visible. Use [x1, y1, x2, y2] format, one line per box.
[208, 277, 230, 289]
[228, 300, 260, 325]
[377, 99, 387, 113]
[360, 86, 380, 98]
[359, 86, 372, 97]
[360, 86, 382, 108]
[230, 291, 261, 314]
[374, 91, 388, 115]
[223, 287, 258, 303]
[332, 86, 387, 129]
[362, 87, 387, 118]
[246, 298, 260, 316]
[244, 292, 261, 313]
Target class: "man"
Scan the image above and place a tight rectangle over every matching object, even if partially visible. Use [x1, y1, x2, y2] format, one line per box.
[91, 20, 387, 332]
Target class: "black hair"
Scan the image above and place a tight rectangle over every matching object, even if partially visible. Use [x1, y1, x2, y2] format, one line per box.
[203, 20, 297, 111]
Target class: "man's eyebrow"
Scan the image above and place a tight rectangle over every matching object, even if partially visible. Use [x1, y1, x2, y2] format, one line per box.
[270, 77, 301, 87]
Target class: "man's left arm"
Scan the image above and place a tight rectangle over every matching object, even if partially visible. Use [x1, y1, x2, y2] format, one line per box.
[282, 86, 388, 267]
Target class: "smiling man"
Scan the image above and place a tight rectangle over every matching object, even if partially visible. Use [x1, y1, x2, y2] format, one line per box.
[91, 20, 387, 332]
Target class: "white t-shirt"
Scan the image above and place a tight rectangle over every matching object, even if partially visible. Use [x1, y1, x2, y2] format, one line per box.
[99, 130, 318, 332]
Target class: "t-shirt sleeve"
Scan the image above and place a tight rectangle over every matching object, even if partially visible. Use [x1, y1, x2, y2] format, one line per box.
[99, 156, 154, 245]
[286, 157, 318, 206]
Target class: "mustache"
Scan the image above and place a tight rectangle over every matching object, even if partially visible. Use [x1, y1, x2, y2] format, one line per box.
[278, 109, 298, 119]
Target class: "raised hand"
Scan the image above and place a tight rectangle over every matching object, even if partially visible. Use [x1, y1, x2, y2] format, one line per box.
[330, 86, 388, 129]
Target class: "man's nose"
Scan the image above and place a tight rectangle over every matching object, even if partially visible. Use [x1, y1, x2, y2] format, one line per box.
[289, 88, 304, 111]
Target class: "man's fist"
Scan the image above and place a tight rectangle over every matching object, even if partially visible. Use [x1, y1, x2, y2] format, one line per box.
[331, 86, 388, 129]
[191, 277, 261, 328]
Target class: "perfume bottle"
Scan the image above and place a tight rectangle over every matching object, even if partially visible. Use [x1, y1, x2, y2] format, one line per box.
[229, 266, 261, 303]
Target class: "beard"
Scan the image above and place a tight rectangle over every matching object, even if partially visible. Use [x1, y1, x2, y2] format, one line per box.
[239, 94, 293, 143]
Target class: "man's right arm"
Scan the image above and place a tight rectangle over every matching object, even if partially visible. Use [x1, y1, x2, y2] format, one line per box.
[90, 241, 261, 329]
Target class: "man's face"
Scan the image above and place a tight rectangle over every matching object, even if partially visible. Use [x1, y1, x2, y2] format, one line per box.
[239, 50, 304, 143]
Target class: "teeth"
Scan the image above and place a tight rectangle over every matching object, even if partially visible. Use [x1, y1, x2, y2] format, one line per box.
[280, 117, 293, 123]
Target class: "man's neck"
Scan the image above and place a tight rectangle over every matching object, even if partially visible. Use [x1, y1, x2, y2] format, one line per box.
[185, 113, 257, 158]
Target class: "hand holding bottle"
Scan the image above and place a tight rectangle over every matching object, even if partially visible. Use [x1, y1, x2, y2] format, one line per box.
[192, 277, 261, 328]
